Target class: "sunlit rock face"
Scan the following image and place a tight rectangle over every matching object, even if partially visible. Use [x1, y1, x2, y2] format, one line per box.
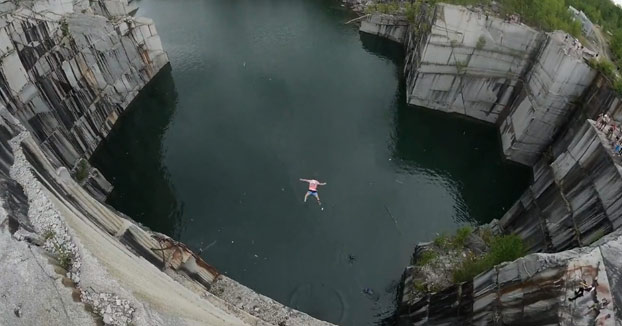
[397, 4, 596, 165]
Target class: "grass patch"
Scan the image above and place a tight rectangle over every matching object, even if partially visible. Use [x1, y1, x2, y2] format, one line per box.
[589, 58, 616, 80]
[404, 2, 419, 23]
[589, 58, 622, 96]
[452, 234, 525, 283]
[52, 241, 73, 270]
[455, 60, 468, 73]
[416, 250, 438, 266]
[433, 233, 451, 249]
[452, 226, 473, 249]
[413, 280, 426, 292]
[365, 1, 400, 15]
[42, 229, 55, 241]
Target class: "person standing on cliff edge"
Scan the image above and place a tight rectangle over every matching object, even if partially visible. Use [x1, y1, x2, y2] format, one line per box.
[299, 178, 326, 207]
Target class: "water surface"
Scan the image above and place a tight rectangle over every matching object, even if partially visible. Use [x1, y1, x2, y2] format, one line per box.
[92, 1, 531, 324]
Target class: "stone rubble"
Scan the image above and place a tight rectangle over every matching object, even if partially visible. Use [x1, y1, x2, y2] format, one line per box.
[80, 289, 135, 326]
[8, 129, 137, 325]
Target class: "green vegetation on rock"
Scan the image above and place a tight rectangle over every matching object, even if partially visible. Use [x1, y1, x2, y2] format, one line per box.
[75, 159, 89, 183]
[416, 250, 438, 266]
[431, 226, 472, 251]
[476, 36, 486, 49]
[452, 234, 525, 283]
[589, 58, 622, 95]
[433, 232, 451, 249]
[453, 226, 473, 248]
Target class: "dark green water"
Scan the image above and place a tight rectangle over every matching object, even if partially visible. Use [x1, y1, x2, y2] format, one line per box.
[91, 0, 531, 324]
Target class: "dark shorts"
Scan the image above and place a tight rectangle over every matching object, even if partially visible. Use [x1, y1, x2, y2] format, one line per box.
[307, 190, 318, 197]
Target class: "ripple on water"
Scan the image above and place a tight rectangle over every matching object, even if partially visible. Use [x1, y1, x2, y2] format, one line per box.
[289, 282, 347, 324]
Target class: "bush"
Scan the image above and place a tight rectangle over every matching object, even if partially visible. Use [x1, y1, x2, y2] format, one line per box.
[75, 159, 89, 183]
[452, 253, 490, 283]
[455, 60, 468, 73]
[487, 234, 525, 263]
[453, 226, 473, 248]
[452, 234, 525, 283]
[404, 2, 419, 23]
[476, 36, 486, 50]
[589, 58, 617, 80]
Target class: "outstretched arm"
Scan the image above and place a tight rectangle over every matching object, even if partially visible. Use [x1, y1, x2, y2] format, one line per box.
[319, 182, 327, 186]
[299, 178, 310, 183]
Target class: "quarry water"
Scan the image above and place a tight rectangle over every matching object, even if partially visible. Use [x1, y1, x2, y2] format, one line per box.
[91, 0, 531, 324]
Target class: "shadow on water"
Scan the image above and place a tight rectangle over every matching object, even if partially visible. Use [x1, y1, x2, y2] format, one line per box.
[91, 65, 184, 238]
[359, 32, 405, 67]
[360, 32, 531, 224]
[390, 84, 532, 223]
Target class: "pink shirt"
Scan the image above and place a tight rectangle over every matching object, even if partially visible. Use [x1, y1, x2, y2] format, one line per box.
[308, 180, 320, 191]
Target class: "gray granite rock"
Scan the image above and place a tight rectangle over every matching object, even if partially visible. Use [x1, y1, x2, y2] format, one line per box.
[403, 4, 596, 165]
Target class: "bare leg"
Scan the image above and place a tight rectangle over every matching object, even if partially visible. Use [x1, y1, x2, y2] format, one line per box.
[304, 192, 309, 202]
[315, 194, 322, 206]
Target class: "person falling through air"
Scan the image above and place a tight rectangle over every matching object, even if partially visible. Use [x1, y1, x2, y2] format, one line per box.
[299, 178, 326, 206]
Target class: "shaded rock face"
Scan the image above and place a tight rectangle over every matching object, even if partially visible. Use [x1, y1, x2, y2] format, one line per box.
[399, 230, 622, 325]
[402, 4, 596, 165]
[360, 14, 410, 44]
[0, 0, 168, 198]
[500, 121, 622, 253]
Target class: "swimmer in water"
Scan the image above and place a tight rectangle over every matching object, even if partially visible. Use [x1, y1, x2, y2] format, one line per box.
[299, 178, 326, 206]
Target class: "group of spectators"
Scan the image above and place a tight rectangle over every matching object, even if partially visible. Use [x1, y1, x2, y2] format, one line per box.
[595, 113, 622, 155]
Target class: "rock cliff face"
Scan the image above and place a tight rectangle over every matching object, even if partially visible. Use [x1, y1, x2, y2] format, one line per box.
[398, 229, 621, 325]
[358, 3, 622, 325]
[403, 4, 542, 124]
[0, 1, 335, 325]
[396, 4, 596, 165]
[0, 0, 168, 199]
[500, 121, 622, 253]
[359, 14, 409, 44]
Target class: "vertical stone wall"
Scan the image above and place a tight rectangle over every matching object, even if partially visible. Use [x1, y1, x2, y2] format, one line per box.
[500, 32, 597, 165]
[402, 4, 597, 165]
[0, 0, 168, 172]
[500, 120, 622, 253]
[359, 14, 410, 44]
[404, 4, 542, 123]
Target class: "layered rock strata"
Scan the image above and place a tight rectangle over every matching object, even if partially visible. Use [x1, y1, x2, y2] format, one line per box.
[0, 0, 168, 199]
[398, 229, 621, 325]
[0, 1, 336, 325]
